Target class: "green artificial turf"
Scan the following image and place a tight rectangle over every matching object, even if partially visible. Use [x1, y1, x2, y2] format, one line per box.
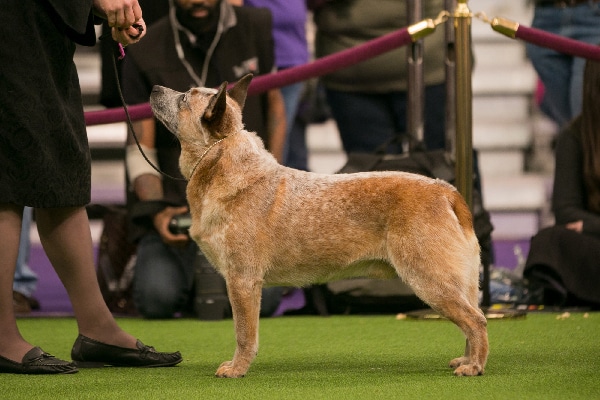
[4, 312, 599, 399]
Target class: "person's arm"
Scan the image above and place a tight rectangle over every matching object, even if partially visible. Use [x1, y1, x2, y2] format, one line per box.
[249, 8, 286, 161]
[121, 55, 189, 246]
[126, 119, 190, 246]
[552, 128, 600, 235]
[266, 88, 287, 163]
[127, 119, 162, 201]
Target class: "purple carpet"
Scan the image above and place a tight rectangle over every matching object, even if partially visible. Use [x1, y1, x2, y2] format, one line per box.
[27, 244, 100, 316]
[25, 240, 528, 316]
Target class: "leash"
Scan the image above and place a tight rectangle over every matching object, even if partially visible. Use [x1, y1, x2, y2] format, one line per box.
[188, 131, 236, 180]
[101, 31, 186, 181]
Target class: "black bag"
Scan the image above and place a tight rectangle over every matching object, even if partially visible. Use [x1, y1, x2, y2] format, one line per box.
[315, 141, 494, 314]
[95, 206, 138, 315]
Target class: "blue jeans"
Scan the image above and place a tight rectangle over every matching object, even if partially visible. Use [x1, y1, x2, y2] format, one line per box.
[13, 207, 37, 297]
[133, 232, 283, 319]
[133, 232, 197, 319]
[526, 2, 600, 127]
[280, 82, 308, 169]
[325, 83, 446, 154]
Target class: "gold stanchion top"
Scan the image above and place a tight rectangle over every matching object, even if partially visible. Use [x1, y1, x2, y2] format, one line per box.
[407, 19, 437, 41]
[407, 11, 449, 41]
[474, 12, 520, 39]
[455, 2, 471, 16]
[491, 17, 520, 39]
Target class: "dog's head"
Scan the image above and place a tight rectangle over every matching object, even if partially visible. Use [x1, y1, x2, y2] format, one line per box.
[149, 74, 252, 177]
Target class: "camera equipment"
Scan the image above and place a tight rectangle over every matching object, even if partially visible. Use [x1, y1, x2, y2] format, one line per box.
[168, 213, 230, 319]
[168, 213, 192, 235]
[194, 253, 230, 320]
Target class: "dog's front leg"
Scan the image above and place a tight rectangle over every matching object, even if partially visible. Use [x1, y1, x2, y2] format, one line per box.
[215, 276, 263, 378]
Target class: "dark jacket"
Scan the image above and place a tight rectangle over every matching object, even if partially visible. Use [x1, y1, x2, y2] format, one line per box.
[552, 117, 600, 236]
[47, 0, 97, 46]
[313, 0, 446, 92]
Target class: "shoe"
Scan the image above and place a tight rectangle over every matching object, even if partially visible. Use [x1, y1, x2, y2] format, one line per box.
[0, 347, 78, 374]
[71, 334, 182, 368]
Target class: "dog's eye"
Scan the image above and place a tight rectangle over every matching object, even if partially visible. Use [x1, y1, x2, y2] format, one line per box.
[178, 93, 187, 106]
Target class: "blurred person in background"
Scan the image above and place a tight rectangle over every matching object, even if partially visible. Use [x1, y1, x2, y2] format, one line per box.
[524, 55, 600, 309]
[310, 0, 448, 154]
[527, 0, 600, 128]
[120, 0, 286, 319]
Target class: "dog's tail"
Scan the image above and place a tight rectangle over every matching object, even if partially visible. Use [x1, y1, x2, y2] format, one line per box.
[449, 190, 480, 254]
[451, 191, 474, 233]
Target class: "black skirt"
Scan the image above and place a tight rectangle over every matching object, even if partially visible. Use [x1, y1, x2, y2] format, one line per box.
[0, 0, 91, 207]
[524, 225, 600, 307]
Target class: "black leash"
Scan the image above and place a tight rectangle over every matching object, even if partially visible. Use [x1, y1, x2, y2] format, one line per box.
[102, 32, 186, 181]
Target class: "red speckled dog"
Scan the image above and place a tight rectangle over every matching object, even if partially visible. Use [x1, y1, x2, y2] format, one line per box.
[149, 74, 488, 378]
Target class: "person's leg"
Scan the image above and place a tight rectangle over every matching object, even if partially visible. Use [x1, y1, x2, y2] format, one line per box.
[134, 232, 197, 319]
[280, 82, 307, 168]
[13, 207, 38, 299]
[568, 3, 600, 119]
[568, 56, 586, 122]
[0, 204, 32, 362]
[423, 83, 446, 151]
[285, 116, 309, 171]
[326, 89, 401, 154]
[34, 207, 137, 348]
[527, 6, 573, 127]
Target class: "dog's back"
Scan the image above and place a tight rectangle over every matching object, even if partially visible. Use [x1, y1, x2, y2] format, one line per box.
[196, 152, 479, 293]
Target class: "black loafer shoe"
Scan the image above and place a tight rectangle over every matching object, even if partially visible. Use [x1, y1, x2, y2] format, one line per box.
[0, 347, 78, 374]
[71, 334, 182, 368]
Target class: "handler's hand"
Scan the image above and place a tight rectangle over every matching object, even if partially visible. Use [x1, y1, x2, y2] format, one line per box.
[93, 0, 147, 45]
[153, 206, 191, 247]
[112, 19, 147, 46]
[93, 0, 142, 28]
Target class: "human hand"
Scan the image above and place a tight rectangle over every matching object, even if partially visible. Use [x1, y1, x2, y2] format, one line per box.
[93, 0, 143, 28]
[565, 220, 583, 233]
[111, 19, 146, 46]
[153, 206, 190, 247]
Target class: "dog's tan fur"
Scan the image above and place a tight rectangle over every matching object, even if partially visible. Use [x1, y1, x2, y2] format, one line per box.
[149, 74, 488, 378]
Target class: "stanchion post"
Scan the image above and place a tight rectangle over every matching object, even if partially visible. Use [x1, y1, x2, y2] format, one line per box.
[453, 0, 473, 210]
[445, 0, 457, 153]
[407, 1, 425, 146]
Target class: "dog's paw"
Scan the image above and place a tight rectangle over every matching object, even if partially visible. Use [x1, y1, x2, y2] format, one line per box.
[215, 361, 246, 378]
[449, 356, 469, 369]
[452, 363, 483, 376]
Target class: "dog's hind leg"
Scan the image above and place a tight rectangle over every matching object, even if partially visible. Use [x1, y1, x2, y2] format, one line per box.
[215, 275, 263, 378]
[417, 287, 487, 376]
[440, 300, 488, 376]
[417, 281, 487, 375]
[392, 250, 488, 376]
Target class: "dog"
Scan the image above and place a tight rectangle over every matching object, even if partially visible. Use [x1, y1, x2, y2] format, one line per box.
[149, 74, 488, 378]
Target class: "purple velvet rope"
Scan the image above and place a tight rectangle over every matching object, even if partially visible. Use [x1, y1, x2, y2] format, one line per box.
[85, 27, 412, 126]
[516, 25, 600, 62]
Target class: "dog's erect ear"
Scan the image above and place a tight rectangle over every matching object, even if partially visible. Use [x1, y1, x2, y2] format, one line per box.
[228, 74, 253, 110]
[203, 81, 228, 123]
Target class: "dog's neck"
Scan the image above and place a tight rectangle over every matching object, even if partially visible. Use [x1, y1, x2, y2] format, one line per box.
[188, 132, 237, 180]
